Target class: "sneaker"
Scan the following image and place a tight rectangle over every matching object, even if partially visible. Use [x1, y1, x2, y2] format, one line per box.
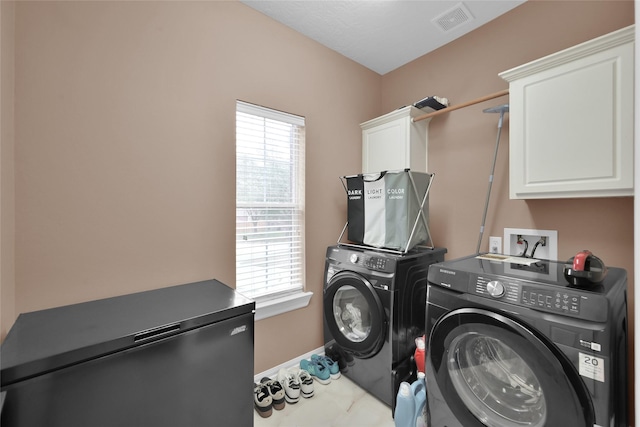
[253, 382, 273, 418]
[300, 359, 331, 385]
[326, 344, 354, 372]
[277, 368, 301, 404]
[311, 354, 341, 380]
[296, 369, 315, 398]
[260, 377, 285, 410]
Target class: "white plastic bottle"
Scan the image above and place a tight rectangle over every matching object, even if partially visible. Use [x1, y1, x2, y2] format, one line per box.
[394, 381, 415, 427]
[411, 372, 427, 427]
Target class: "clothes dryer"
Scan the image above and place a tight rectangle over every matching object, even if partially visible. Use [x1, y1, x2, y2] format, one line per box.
[323, 245, 446, 410]
[425, 254, 628, 427]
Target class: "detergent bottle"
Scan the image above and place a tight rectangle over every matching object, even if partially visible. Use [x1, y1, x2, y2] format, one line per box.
[393, 381, 415, 427]
[413, 335, 426, 375]
[395, 372, 427, 427]
[411, 372, 427, 427]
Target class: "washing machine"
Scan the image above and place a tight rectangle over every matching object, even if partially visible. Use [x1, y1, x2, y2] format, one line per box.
[425, 254, 628, 427]
[323, 245, 446, 410]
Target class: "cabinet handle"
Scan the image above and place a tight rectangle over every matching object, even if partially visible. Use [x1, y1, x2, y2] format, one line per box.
[134, 323, 181, 342]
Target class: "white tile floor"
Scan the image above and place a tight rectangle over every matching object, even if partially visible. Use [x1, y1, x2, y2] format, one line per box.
[254, 373, 395, 427]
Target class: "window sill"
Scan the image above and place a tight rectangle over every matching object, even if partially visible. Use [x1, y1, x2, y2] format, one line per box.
[254, 291, 313, 321]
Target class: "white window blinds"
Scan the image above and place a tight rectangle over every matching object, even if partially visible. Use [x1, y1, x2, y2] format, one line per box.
[235, 101, 305, 300]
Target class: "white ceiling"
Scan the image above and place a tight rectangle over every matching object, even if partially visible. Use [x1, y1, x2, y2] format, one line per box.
[240, 0, 526, 75]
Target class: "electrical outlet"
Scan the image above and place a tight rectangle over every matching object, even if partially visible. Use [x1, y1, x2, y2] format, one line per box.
[503, 228, 558, 260]
[489, 236, 502, 254]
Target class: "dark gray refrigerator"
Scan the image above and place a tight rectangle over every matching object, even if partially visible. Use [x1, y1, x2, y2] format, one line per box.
[1, 279, 255, 426]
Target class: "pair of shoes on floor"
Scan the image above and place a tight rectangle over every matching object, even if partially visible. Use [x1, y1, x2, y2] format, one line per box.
[253, 377, 285, 418]
[277, 368, 301, 404]
[253, 381, 272, 418]
[325, 344, 354, 372]
[297, 369, 315, 398]
[278, 367, 315, 401]
[300, 354, 339, 384]
[300, 358, 330, 384]
[311, 354, 341, 380]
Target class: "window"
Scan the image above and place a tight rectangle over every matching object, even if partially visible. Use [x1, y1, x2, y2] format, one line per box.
[235, 101, 307, 310]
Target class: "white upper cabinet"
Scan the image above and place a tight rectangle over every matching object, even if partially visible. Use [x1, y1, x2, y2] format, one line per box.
[361, 106, 429, 173]
[500, 25, 634, 199]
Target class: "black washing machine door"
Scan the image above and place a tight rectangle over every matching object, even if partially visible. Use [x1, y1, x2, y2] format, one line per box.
[324, 270, 386, 358]
[428, 307, 594, 427]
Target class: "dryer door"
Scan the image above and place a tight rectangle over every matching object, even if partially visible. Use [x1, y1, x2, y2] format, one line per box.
[428, 307, 593, 427]
[324, 271, 386, 358]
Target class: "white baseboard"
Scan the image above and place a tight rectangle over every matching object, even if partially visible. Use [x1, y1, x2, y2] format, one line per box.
[255, 346, 325, 382]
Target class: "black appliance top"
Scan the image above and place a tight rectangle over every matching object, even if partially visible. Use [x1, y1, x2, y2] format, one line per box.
[427, 254, 627, 322]
[1, 279, 254, 387]
[328, 244, 447, 274]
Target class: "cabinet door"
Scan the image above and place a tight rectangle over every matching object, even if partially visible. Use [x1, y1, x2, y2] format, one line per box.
[362, 117, 410, 173]
[361, 105, 428, 174]
[502, 26, 634, 199]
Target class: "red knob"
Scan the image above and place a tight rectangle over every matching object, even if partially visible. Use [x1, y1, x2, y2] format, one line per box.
[573, 250, 592, 271]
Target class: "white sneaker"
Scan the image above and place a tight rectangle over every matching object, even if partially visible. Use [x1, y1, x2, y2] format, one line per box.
[295, 368, 315, 398]
[277, 368, 301, 404]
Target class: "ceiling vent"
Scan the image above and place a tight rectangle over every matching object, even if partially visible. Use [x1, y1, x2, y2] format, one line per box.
[433, 3, 474, 32]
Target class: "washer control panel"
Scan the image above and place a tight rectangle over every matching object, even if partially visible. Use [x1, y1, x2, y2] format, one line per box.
[475, 276, 520, 303]
[473, 275, 581, 315]
[427, 256, 617, 323]
[347, 253, 390, 272]
[364, 256, 388, 271]
[486, 280, 505, 297]
[521, 286, 580, 314]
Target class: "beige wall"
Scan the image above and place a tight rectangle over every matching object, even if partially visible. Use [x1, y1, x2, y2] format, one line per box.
[1, 0, 16, 342]
[3, 1, 381, 370]
[0, 0, 636, 410]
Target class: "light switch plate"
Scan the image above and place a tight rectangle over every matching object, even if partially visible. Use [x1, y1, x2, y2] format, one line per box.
[489, 236, 502, 254]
